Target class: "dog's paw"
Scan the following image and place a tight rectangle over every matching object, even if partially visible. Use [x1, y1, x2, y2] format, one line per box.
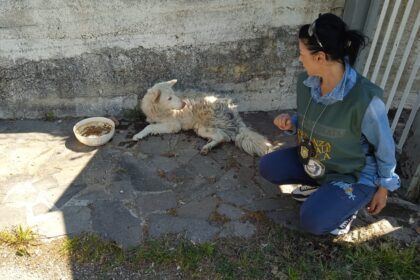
[132, 133, 144, 141]
[200, 147, 210, 155]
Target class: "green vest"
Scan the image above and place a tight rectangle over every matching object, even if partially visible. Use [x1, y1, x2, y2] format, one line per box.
[296, 72, 383, 184]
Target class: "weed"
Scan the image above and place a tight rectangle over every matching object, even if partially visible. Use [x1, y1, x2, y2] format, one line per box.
[208, 211, 230, 225]
[115, 168, 128, 174]
[241, 210, 269, 223]
[166, 208, 177, 216]
[6, 224, 417, 279]
[61, 233, 124, 267]
[342, 241, 420, 279]
[0, 226, 38, 256]
[133, 239, 215, 273]
[44, 111, 55, 121]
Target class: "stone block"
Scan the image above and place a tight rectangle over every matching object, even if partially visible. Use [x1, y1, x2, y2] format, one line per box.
[0, 206, 27, 229]
[177, 196, 219, 219]
[217, 187, 262, 207]
[135, 191, 178, 214]
[148, 214, 219, 243]
[90, 201, 143, 247]
[219, 221, 256, 238]
[217, 204, 245, 220]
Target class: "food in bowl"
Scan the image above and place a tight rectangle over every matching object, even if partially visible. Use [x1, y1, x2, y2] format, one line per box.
[73, 117, 115, 146]
[76, 122, 113, 137]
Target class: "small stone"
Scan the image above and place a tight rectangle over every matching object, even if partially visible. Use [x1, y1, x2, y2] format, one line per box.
[123, 151, 134, 157]
[271, 265, 278, 275]
[138, 152, 148, 159]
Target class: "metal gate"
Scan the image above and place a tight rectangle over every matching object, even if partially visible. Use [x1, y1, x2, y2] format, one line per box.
[344, 0, 419, 200]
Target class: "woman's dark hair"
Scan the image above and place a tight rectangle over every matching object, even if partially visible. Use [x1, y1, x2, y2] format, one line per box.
[299, 13, 367, 66]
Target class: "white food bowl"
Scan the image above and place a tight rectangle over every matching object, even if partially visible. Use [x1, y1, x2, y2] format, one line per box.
[73, 117, 115, 147]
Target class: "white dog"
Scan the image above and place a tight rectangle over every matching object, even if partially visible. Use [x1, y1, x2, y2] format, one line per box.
[132, 80, 272, 156]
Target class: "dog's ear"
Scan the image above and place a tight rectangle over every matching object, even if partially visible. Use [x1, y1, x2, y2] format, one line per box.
[153, 89, 161, 103]
[166, 79, 177, 87]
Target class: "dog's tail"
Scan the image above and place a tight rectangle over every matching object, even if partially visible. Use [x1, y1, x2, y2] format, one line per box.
[235, 127, 272, 157]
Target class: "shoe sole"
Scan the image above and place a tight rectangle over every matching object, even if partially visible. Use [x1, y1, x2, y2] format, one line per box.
[291, 195, 307, 202]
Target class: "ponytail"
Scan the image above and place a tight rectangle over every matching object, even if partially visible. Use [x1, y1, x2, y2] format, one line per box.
[344, 30, 367, 66]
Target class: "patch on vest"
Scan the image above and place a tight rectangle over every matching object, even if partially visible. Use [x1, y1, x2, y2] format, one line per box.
[298, 130, 332, 162]
[304, 158, 325, 178]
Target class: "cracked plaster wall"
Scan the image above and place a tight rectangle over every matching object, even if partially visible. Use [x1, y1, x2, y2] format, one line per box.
[0, 0, 345, 119]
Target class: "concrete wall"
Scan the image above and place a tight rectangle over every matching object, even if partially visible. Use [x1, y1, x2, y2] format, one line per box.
[0, 0, 345, 119]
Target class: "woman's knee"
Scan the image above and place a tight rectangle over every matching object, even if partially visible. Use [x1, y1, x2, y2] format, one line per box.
[259, 149, 291, 180]
[300, 206, 329, 235]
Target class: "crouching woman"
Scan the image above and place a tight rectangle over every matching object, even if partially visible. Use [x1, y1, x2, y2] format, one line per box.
[259, 13, 400, 235]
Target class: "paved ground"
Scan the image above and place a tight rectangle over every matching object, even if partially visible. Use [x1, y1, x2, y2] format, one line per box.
[0, 112, 418, 247]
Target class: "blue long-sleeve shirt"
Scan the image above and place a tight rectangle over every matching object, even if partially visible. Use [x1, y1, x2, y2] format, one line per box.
[290, 62, 400, 191]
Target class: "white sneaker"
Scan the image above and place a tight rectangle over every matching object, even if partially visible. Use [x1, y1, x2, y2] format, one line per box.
[291, 185, 319, 202]
[330, 212, 358, 236]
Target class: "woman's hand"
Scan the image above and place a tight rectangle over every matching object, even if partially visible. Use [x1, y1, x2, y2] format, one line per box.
[274, 114, 293, 131]
[367, 186, 388, 215]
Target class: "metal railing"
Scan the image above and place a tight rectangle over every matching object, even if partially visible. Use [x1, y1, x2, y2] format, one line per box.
[353, 0, 419, 199]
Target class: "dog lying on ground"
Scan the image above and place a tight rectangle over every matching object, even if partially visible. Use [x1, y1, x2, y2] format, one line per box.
[132, 80, 272, 156]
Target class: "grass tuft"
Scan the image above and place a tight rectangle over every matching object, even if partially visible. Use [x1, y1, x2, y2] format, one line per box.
[4, 225, 416, 279]
[241, 210, 269, 223]
[133, 239, 215, 272]
[44, 111, 55, 121]
[208, 211, 230, 225]
[343, 241, 420, 279]
[61, 233, 124, 266]
[0, 226, 38, 256]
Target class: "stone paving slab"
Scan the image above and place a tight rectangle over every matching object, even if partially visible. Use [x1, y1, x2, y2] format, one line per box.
[217, 203, 246, 220]
[219, 221, 256, 238]
[0, 112, 419, 247]
[147, 214, 219, 242]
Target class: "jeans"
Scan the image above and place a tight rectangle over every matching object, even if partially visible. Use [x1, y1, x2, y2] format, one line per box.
[259, 147, 377, 235]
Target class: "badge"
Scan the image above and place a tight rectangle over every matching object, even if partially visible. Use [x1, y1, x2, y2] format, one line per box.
[304, 158, 325, 178]
[300, 145, 309, 160]
[298, 138, 316, 165]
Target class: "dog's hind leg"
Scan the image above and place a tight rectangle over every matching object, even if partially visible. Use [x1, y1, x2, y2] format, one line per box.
[196, 127, 230, 155]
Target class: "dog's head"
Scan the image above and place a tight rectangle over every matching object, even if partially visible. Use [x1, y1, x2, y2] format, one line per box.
[142, 80, 186, 115]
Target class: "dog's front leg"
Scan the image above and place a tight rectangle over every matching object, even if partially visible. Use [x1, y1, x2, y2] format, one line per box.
[132, 122, 181, 141]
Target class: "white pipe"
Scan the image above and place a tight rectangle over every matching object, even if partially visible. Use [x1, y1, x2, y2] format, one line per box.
[392, 53, 420, 133]
[386, 11, 420, 111]
[371, 0, 402, 83]
[406, 164, 420, 200]
[380, 0, 413, 89]
[363, 0, 390, 77]
[397, 91, 420, 152]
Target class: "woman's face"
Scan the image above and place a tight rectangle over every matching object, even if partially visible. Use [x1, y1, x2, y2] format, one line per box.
[298, 40, 321, 76]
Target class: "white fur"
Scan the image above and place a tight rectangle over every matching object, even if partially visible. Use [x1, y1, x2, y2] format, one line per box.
[133, 80, 272, 156]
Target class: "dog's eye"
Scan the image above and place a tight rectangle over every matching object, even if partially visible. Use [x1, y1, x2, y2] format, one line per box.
[168, 97, 172, 101]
